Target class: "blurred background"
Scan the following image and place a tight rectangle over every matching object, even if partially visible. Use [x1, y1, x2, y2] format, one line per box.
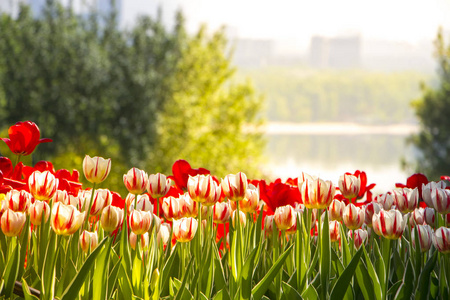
[1, 0, 450, 194]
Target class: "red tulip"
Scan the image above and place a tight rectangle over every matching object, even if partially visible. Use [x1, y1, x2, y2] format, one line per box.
[258, 179, 301, 214]
[170, 160, 210, 191]
[0, 121, 52, 156]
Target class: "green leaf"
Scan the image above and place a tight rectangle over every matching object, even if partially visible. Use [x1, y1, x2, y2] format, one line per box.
[355, 257, 375, 300]
[319, 210, 331, 298]
[213, 242, 227, 292]
[240, 246, 258, 300]
[394, 259, 414, 300]
[108, 256, 122, 300]
[301, 284, 319, 300]
[174, 256, 194, 300]
[213, 288, 231, 300]
[21, 278, 40, 300]
[281, 281, 303, 300]
[330, 247, 362, 299]
[60, 237, 109, 300]
[1, 243, 20, 299]
[251, 244, 293, 300]
[161, 243, 178, 294]
[231, 226, 241, 281]
[41, 232, 57, 300]
[415, 251, 437, 300]
[362, 246, 382, 300]
[93, 237, 113, 300]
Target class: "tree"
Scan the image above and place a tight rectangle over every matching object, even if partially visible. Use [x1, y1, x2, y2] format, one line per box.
[408, 28, 450, 179]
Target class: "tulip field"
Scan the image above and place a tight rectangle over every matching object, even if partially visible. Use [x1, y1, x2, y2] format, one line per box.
[1, 121, 450, 300]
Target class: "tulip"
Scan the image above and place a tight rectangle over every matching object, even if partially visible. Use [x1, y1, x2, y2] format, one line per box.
[221, 172, 248, 202]
[411, 225, 433, 252]
[432, 227, 450, 254]
[29, 200, 50, 225]
[372, 209, 408, 239]
[343, 203, 365, 230]
[179, 193, 199, 218]
[286, 211, 302, 235]
[82, 155, 111, 184]
[79, 230, 98, 253]
[173, 217, 198, 242]
[264, 215, 275, 237]
[424, 207, 436, 227]
[188, 175, 221, 206]
[329, 199, 345, 221]
[135, 194, 153, 212]
[51, 202, 86, 235]
[427, 187, 450, 214]
[232, 210, 247, 228]
[329, 220, 341, 242]
[100, 205, 123, 232]
[422, 181, 446, 208]
[338, 173, 361, 200]
[162, 196, 182, 221]
[151, 214, 162, 233]
[374, 192, 394, 210]
[300, 177, 335, 209]
[129, 210, 152, 235]
[6, 189, 31, 212]
[87, 189, 112, 216]
[157, 223, 171, 247]
[274, 205, 296, 230]
[147, 173, 171, 199]
[0, 121, 52, 156]
[364, 202, 381, 227]
[213, 201, 232, 224]
[123, 167, 148, 195]
[409, 207, 425, 226]
[54, 190, 69, 204]
[28, 170, 58, 202]
[392, 188, 418, 213]
[130, 232, 149, 250]
[239, 184, 259, 214]
[1, 209, 26, 236]
[349, 229, 368, 249]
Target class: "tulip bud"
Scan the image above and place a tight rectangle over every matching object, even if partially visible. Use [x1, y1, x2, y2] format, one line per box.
[329, 199, 345, 221]
[422, 181, 446, 208]
[329, 220, 341, 242]
[129, 210, 152, 235]
[410, 207, 425, 226]
[264, 215, 275, 237]
[88, 189, 112, 216]
[286, 211, 302, 235]
[374, 192, 394, 210]
[157, 223, 171, 247]
[188, 175, 221, 206]
[151, 214, 162, 233]
[1, 209, 26, 236]
[130, 232, 149, 250]
[433, 226, 450, 254]
[343, 203, 365, 230]
[147, 173, 171, 199]
[372, 209, 408, 239]
[123, 168, 148, 195]
[429, 188, 450, 214]
[29, 200, 50, 225]
[28, 170, 58, 202]
[179, 193, 198, 218]
[6, 190, 32, 212]
[213, 201, 232, 224]
[424, 207, 436, 227]
[51, 202, 85, 235]
[274, 205, 295, 230]
[338, 173, 360, 200]
[232, 210, 247, 228]
[221, 172, 248, 202]
[364, 202, 381, 227]
[173, 217, 198, 242]
[162, 196, 181, 221]
[135, 194, 153, 212]
[79, 230, 98, 253]
[300, 177, 335, 209]
[411, 225, 433, 252]
[101, 205, 123, 232]
[392, 188, 418, 213]
[349, 229, 368, 249]
[239, 184, 259, 214]
[83, 155, 111, 184]
[54, 190, 69, 204]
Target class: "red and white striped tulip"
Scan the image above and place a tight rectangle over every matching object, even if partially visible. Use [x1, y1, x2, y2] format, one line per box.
[349, 229, 368, 249]
[5, 189, 31, 212]
[424, 207, 436, 227]
[221, 172, 248, 202]
[147, 173, 171, 199]
[162, 196, 182, 221]
[372, 209, 408, 239]
[412, 225, 433, 252]
[82, 155, 111, 184]
[130, 232, 149, 250]
[427, 187, 450, 214]
[374, 192, 394, 210]
[329, 220, 341, 243]
[300, 177, 335, 209]
[29, 200, 50, 225]
[79, 230, 99, 253]
[157, 223, 171, 247]
[238, 184, 259, 213]
[28, 170, 58, 202]
[343, 203, 365, 230]
[264, 215, 275, 237]
[213, 201, 232, 224]
[392, 188, 418, 213]
[364, 202, 381, 227]
[100, 205, 123, 232]
[286, 211, 302, 235]
[173, 217, 198, 242]
[1, 209, 26, 237]
[123, 167, 148, 195]
[87, 188, 112, 216]
[410, 207, 425, 226]
[329, 199, 345, 221]
[274, 205, 296, 230]
[422, 181, 446, 208]
[188, 175, 221, 206]
[338, 173, 361, 200]
[51, 202, 85, 236]
[129, 210, 152, 235]
[179, 193, 199, 218]
[135, 194, 153, 212]
[432, 227, 450, 254]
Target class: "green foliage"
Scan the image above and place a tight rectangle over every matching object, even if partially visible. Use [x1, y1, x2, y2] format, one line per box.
[0, 2, 264, 189]
[408, 28, 450, 179]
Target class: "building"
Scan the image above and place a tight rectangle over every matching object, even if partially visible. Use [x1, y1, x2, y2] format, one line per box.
[309, 35, 362, 69]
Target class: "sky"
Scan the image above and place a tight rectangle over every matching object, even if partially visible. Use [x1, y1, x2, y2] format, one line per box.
[122, 0, 450, 49]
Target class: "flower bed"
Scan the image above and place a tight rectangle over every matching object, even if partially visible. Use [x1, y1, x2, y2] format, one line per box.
[0, 121, 449, 300]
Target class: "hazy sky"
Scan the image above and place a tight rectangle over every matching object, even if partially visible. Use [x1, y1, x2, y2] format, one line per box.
[122, 0, 450, 47]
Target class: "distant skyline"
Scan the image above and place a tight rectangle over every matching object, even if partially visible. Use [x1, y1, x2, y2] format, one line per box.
[122, 0, 450, 50]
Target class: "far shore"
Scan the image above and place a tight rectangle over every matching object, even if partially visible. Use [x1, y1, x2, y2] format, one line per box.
[260, 122, 419, 135]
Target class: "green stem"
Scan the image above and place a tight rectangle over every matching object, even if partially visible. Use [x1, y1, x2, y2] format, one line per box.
[84, 183, 97, 230]
[198, 202, 203, 296]
[15, 154, 22, 167]
[156, 197, 160, 217]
